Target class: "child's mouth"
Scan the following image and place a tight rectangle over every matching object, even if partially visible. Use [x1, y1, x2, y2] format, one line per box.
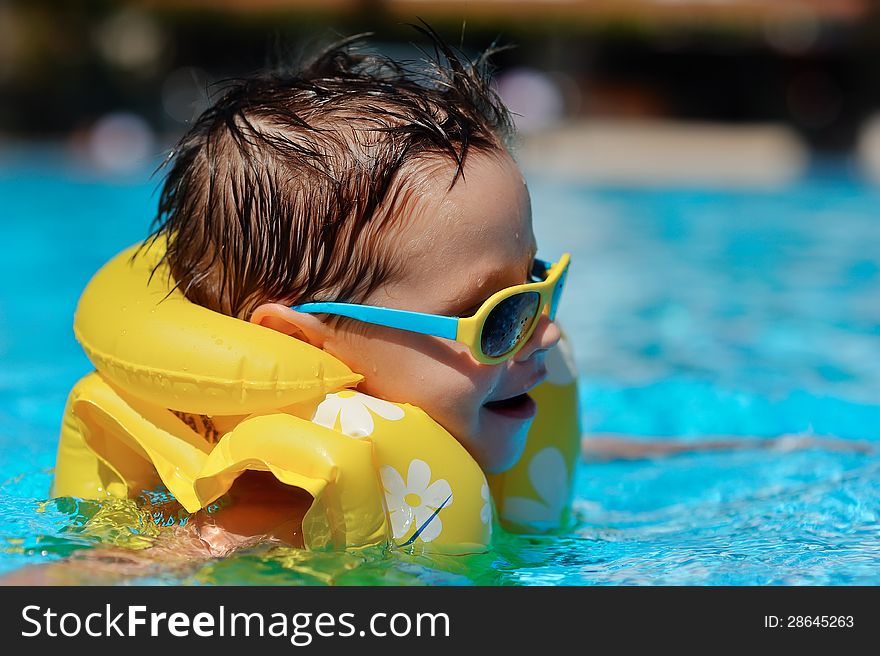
[483, 393, 537, 420]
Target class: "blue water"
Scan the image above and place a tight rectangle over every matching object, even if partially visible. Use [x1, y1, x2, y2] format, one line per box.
[1, 147, 879, 584]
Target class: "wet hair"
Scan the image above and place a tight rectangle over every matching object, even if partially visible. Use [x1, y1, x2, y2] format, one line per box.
[147, 26, 515, 322]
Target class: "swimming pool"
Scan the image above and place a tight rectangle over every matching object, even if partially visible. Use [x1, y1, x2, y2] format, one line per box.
[1, 148, 878, 584]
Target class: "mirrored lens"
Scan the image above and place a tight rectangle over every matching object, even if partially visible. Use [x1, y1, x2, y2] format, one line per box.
[481, 291, 541, 358]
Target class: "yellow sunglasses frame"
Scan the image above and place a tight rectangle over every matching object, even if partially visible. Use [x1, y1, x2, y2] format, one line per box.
[292, 253, 570, 365]
[455, 252, 570, 364]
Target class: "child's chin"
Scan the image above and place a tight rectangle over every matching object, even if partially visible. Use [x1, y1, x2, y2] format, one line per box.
[474, 409, 535, 474]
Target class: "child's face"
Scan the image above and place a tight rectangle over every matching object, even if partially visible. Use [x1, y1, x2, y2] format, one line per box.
[318, 150, 560, 474]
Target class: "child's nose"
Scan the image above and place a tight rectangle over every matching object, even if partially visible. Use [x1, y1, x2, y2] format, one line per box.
[514, 313, 561, 363]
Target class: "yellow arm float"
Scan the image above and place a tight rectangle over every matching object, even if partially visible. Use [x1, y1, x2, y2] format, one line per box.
[489, 334, 581, 533]
[74, 239, 362, 416]
[53, 239, 580, 553]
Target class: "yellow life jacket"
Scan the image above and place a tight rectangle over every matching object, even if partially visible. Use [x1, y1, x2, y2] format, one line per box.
[52, 239, 581, 554]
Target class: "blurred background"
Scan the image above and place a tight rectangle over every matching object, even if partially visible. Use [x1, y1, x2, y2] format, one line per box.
[2, 1, 880, 584]
[3, 0, 880, 178]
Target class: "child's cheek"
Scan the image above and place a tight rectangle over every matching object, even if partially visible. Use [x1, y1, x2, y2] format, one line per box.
[329, 326, 498, 435]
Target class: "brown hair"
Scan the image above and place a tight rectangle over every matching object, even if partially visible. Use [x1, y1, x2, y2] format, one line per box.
[147, 26, 515, 322]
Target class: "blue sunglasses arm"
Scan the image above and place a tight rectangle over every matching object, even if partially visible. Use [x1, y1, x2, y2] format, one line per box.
[290, 302, 460, 340]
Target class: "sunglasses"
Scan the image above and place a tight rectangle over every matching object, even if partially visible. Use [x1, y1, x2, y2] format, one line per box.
[291, 253, 570, 364]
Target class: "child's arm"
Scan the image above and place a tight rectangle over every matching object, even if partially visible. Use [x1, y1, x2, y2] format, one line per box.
[0, 526, 237, 585]
[582, 433, 878, 462]
[0, 471, 311, 585]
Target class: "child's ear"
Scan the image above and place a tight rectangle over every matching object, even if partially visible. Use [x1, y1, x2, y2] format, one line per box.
[249, 303, 330, 349]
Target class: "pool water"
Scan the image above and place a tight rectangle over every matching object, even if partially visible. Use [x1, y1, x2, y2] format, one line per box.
[1, 149, 878, 584]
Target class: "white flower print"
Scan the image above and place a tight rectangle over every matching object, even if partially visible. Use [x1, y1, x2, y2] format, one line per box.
[480, 482, 492, 525]
[311, 391, 405, 438]
[380, 459, 453, 543]
[500, 447, 568, 530]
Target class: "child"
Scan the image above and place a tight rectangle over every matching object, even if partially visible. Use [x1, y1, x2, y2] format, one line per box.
[15, 29, 571, 581]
